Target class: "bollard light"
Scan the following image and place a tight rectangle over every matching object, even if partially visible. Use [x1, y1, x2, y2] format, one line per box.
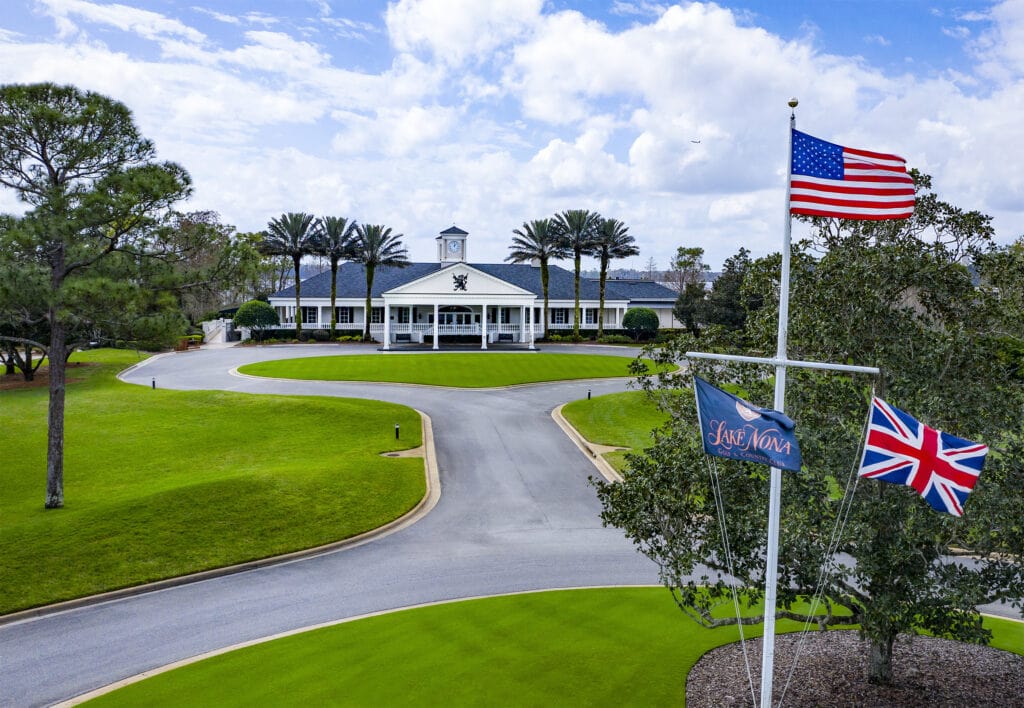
[395, 424, 400, 440]
[152, 377, 156, 390]
[587, 388, 591, 400]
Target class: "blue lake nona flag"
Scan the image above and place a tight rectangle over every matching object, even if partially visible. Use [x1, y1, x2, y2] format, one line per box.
[693, 376, 802, 472]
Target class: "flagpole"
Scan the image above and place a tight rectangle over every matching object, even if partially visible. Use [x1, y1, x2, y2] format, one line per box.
[759, 97, 798, 708]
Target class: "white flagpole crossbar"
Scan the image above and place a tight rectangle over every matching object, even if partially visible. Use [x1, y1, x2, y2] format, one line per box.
[685, 351, 880, 377]
[683, 99, 880, 708]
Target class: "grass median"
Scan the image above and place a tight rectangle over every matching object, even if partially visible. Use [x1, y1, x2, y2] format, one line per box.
[237, 352, 663, 387]
[85, 587, 1024, 706]
[0, 350, 425, 615]
[561, 390, 670, 471]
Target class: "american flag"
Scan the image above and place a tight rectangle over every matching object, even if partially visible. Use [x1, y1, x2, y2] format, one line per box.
[790, 129, 915, 220]
[858, 397, 988, 517]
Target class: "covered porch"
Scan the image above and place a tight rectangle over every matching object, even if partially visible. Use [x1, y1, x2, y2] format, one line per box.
[380, 302, 538, 350]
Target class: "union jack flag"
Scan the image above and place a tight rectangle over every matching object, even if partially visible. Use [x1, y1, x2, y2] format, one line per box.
[858, 397, 988, 517]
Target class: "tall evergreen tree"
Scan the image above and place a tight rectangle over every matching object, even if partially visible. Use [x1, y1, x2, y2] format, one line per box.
[590, 218, 639, 338]
[0, 82, 191, 508]
[349, 224, 409, 342]
[260, 212, 317, 339]
[310, 216, 358, 339]
[670, 247, 709, 337]
[553, 209, 601, 340]
[700, 247, 755, 331]
[506, 218, 568, 340]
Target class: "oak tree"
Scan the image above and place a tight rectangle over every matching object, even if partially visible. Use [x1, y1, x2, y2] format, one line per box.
[596, 174, 1024, 685]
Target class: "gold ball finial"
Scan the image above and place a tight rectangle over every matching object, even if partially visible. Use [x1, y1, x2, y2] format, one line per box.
[788, 97, 799, 108]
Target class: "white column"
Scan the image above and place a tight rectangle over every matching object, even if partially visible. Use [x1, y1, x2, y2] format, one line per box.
[433, 303, 439, 350]
[528, 305, 535, 350]
[481, 304, 488, 349]
[383, 303, 391, 350]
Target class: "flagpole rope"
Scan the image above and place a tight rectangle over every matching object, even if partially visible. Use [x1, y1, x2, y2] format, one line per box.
[777, 388, 875, 705]
[705, 454, 757, 707]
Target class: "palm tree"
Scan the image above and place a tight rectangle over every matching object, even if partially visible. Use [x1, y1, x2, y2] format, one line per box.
[506, 218, 568, 340]
[260, 212, 317, 339]
[553, 209, 602, 341]
[309, 216, 358, 339]
[349, 224, 410, 341]
[591, 218, 639, 338]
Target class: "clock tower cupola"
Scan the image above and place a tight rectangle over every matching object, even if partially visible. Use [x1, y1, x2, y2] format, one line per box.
[437, 225, 468, 263]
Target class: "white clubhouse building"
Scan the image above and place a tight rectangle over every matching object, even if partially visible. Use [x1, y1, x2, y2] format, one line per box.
[268, 227, 677, 349]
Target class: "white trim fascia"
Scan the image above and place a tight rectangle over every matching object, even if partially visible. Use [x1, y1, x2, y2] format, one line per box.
[383, 263, 535, 297]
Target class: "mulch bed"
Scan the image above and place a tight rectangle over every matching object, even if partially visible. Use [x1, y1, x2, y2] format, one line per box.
[0, 362, 93, 391]
[686, 629, 1024, 707]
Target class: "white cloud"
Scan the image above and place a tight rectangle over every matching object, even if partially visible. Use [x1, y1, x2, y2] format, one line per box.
[331, 104, 458, 156]
[864, 34, 891, 46]
[610, 1, 669, 18]
[38, 0, 206, 43]
[385, 0, 543, 66]
[191, 7, 239, 25]
[969, 0, 1024, 83]
[2, 0, 1024, 271]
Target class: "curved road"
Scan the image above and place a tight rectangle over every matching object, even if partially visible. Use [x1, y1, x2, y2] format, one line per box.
[1, 344, 661, 706]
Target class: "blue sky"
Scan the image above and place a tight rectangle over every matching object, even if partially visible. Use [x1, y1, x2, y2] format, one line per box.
[1, 1, 1021, 269]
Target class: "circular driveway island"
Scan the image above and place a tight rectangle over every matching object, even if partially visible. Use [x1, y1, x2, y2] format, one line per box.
[0, 344, 660, 706]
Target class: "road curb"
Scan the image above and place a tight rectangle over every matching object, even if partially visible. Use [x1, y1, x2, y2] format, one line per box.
[0, 411, 440, 628]
[551, 404, 623, 483]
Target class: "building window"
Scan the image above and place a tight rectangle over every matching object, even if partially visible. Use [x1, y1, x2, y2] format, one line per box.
[500, 308, 511, 324]
[397, 308, 411, 324]
[585, 308, 597, 324]
[301, 307, 318, 324]
[552, 309, 568, 324]
[334, 307, 353, 323]
[370, 307, 384, 324]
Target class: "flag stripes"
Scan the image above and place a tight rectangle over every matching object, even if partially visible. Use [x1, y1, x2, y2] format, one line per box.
[790, 129, 915, 220]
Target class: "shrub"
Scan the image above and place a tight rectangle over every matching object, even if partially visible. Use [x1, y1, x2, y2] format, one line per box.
[311, 329, 330, 342]
[622, 308, 660, 342]
[298, 331, 311, 343]
[598, 334, 633, 344]
[233, 300, 280, 343]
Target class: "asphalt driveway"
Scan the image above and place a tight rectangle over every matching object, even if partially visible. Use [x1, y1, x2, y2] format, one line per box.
[0, 344, 660, 706]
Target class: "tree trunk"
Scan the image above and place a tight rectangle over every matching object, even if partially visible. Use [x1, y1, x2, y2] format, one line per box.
[868, 634, 896, 685]
[293, 256, 302, 339]
[598, 254, 608, 339]
[573, 251, 581, 341]
[21, 342, 35, 381]
[329, 260, 338, 339]
[45, 317, 66, 509]
[363, 266, 374, 342]
[541, 262, 550, 340]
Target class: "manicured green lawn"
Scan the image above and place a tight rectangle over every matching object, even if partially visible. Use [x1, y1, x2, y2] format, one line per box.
[87, 587, 1024, 706]
[561, 390, 671, 471]
[238, 353, 663, 387]
[0, 350, 425, 615]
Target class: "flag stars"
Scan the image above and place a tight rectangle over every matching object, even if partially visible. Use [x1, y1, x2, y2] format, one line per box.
[792, 130, 844, 179]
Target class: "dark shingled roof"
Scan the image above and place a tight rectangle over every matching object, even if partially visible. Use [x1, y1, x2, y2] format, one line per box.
[439, 225, 469, 235]
[271, 263, 677, 303]
[603, 279, 678, 305]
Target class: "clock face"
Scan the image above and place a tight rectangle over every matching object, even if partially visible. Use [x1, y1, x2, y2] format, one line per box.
[448, 240, 461, 254]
